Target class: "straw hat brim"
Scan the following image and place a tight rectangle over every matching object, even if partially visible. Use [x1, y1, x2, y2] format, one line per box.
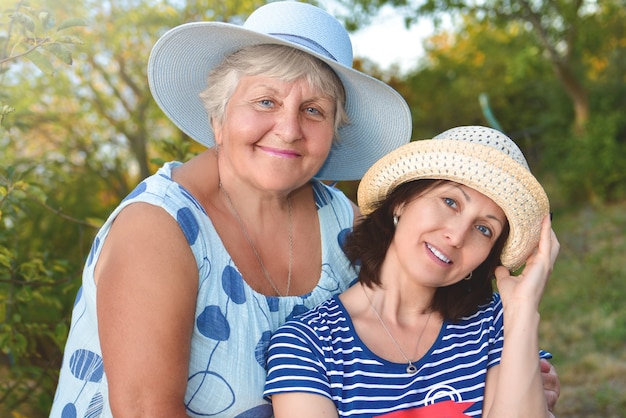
[147, 22, 412, 180]
[357, 139, 550, 271]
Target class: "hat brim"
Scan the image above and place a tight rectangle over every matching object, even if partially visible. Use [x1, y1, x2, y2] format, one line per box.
[147, 22, 412, 180]
[357, 139, 550, 271]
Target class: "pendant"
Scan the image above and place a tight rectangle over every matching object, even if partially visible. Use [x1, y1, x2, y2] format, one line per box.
[406, 363, 417, 374]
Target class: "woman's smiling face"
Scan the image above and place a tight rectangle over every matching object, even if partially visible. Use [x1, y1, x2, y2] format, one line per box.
[212, 74, 336, 192]
[390, 181, 506, 287]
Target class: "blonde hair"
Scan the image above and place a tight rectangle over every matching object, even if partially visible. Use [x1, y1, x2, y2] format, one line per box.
[199, 44, 349, 140]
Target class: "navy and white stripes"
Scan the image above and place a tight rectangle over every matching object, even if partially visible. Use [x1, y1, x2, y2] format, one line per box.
[265, 293, 551, 417]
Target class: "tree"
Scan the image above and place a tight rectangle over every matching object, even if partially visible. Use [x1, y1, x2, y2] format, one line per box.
[0, 0, 84, 124]
[1, 2, 89, 415]
[336, 0, 624, 134]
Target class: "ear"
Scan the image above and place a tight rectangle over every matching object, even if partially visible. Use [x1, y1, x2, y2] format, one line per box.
[211, 117, 223, 145]
[394, 202, 406, 218]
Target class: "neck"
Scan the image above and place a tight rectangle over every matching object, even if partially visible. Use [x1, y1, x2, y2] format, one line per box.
[375, 251, 437, 317]
[360, 283, 436, 374]
[365, 285, 434, 322]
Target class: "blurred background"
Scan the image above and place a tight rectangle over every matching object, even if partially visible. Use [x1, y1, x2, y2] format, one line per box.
[1, 0, 625, 416]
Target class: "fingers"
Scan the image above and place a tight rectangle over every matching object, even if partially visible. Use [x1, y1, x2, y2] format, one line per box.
[538, 215, 553, 258]
[525, 215, 559, 277]
[549, 227, 560, 268]
[540, 359, 560, 412]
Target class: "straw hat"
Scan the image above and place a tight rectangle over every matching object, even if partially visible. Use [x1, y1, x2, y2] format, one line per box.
[147, 1, 412, 180]
[357, 126, 550, 271]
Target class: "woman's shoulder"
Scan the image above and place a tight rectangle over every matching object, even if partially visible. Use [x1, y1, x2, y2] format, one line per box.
[275, 297, 343, 337]
[449, 293, 502, 328]
[289, 296, 341, 325]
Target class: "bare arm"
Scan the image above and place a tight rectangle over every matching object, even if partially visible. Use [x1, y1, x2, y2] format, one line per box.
[96, 203, 198, 417]
[272, 393, 338, 418]
[483, 216, 560, 418]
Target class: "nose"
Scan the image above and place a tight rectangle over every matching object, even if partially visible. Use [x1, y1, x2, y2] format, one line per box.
[444, 217, 472, 248]
[274, 107, 304, 143]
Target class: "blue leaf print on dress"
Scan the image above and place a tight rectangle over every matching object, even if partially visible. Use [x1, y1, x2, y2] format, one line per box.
[85, 392, 103, 418]
[186, 371, 235, 415]
[122, 181, 147, 202]
[178, 184, 207, 215]
[197, 305, 230, 341]
[177, 207, 199, 245]
[222, 265, 246, 304]
[235, 404, 273, 417]
[312, 181, 333, 209]
[254, 331, 272, 368]
[73, 286, 83, 308]
[338, 228, 351, 253]
[266, 296, 279, 312]
[61, 403, 77, 418]
[68, 349, 104, 383]
[87, 237, 99, 267]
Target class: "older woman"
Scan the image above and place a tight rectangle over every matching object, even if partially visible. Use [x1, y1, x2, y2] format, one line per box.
[50, 2, 411, 417]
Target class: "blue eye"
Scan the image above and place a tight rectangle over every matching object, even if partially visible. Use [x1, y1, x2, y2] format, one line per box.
[259, 99, 274, 107]
[443, 197, 457, 209]
[476, 224, 493, 237]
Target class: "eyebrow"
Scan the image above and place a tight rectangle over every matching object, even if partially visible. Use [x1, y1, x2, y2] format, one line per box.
[455, 185, 504, 226]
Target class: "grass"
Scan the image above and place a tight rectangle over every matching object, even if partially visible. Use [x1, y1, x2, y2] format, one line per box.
[540, 201, 626, 417]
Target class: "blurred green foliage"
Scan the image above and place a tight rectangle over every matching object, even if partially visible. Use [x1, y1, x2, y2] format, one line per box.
[541, 203, 626, 417]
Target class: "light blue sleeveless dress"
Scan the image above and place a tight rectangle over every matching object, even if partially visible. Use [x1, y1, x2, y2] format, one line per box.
[50, 162, 358, 417]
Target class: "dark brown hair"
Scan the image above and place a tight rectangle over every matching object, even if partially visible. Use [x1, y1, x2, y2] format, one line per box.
[345, 179, 510, 321]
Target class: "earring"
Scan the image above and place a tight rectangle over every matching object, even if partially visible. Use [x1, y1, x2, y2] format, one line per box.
[393, 215, 399, 227]
[464, 271, 473, 281]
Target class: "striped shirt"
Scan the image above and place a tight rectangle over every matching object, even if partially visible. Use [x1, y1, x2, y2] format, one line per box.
[264, 293, 551, 417]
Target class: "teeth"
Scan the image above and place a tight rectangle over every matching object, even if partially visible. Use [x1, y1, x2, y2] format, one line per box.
[427, 243, 451, 263]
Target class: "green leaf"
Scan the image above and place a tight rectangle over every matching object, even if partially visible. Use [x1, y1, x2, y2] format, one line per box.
[13, 332, 28, 356]
[25, 184, 47, 204]
[39, 11, 54, 31]
[57, 17, 87, 31]
[43, 42, 73, 65]
[56, 35, 84, 45]
[0, 334, 10, 354]
[10, 189, 27, 200]
[54, 322, 69, 347]
[10, 12, 36, 33]
[23, 49, 55, 76]
[1, 105, 15, 119]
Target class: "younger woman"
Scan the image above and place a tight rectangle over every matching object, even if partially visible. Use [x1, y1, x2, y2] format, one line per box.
[264, 126, 560, 418]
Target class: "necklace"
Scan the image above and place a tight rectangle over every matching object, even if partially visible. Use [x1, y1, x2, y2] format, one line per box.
[361, 283, 432, 374]
[219, 182, 293, 297]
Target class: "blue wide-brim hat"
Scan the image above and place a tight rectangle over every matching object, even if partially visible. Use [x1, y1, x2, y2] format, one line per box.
[147, 1, 412, 180]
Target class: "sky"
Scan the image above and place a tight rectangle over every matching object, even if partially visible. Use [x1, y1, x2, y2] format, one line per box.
[349, 7, 433, 73]
[319, 2, 437, 73]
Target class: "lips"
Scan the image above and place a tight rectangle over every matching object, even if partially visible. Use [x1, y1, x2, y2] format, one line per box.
[426, 243, 451, 264]
[258, 145, 300, 158]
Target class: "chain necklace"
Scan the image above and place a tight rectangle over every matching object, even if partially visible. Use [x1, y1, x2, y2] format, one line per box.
[361, 283, 432, 374]
[219, 182, 293, 297]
